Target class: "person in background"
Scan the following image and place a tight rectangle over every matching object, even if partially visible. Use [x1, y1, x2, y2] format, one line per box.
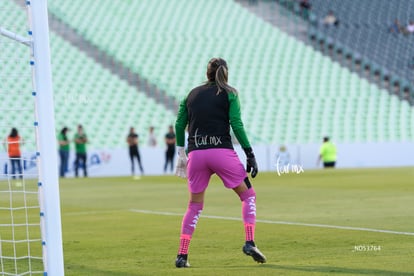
[174, 57, 265, 268]
[323, 10, 339, 26]
[164, 125, 176, 173]
[276, 145, 290, 167]
[5, 128, 23, 179]
[317, 136, 337, 168]
[299, 0, 311, 20]
[389, 19, 403, 34]
[58, 127, 70, 177]
[148, 126, 157, 147]
[74, 124, 88, 177]
[127, 127, 144, 176]
[406, 20, 414, 34]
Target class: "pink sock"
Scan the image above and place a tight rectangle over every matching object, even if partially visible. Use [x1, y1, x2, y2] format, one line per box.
[178, 201, 203, 255]
[239, 188, 256, 242]
[178, 234, 191, 255]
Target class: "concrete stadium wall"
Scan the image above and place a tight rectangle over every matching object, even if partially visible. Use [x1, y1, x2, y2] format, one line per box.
[1, 142, 413, 179]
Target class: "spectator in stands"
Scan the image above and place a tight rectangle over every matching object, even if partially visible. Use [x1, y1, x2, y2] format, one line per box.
[317, 136, 337, 168]
[164, 125, 176, 173]
[74, 124, 88, 177]
[323, 10, 339, 27]
[147, 126, 157, 147]
[403, 87, 413, 105]
[127, 127, 144, 176]
[406, 20, 414, 34]
[299, 0, 311, 20]
[389, 19, 402, 34]
[403, 87, 411, 102]
[57, 127, 70, 177]
[4, 128, 23, 179]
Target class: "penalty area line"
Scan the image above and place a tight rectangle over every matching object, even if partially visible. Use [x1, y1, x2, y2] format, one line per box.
[129, 209, 414, 236]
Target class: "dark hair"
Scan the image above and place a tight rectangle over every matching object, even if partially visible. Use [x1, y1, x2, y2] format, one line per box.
[206, 58, 237, 94]
[61, 127, 68, 140]
[9, 128, 18, 138]
[323, 136, 329, 142]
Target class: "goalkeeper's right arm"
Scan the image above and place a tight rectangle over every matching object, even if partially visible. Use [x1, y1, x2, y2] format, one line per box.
[228, 92, 251, 149]
[175, 97, 188, 147]
[228, 92, 258, 178]
[175, 98, 188, 178]
[175, 146, 187, 178]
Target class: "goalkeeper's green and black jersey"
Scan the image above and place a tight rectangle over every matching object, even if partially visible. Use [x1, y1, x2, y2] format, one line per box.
[175, 82, 251, 153]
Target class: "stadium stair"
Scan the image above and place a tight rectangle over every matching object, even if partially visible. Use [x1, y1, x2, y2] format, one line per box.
[3, 0, 413, 148]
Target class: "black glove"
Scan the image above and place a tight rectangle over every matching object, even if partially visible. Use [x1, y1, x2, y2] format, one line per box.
[243, 147, 258, 178]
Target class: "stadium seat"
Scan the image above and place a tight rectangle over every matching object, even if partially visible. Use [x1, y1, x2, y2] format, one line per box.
[3, 0, 414, 147]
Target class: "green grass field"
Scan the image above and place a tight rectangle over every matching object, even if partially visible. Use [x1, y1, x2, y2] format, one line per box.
[57, 167, 414, 275]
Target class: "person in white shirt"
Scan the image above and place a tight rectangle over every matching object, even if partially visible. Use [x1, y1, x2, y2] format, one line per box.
[406, 21, 414, 33]
[147, 126, 157, 147]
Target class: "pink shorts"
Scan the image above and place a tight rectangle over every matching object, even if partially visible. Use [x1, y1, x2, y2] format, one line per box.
[187, 148, 247, 194]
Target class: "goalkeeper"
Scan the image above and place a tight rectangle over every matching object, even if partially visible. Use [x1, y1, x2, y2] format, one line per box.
[174, 58, 266, 268]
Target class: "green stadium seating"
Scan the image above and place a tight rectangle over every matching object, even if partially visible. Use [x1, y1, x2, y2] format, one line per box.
[2, 0, 176, 150]
[3, 0, 414, 148]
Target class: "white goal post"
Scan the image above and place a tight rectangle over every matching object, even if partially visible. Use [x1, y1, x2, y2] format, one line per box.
[1, 0, 64, 275]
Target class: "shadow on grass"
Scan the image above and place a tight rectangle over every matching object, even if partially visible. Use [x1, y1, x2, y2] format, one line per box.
[244, 264, 412, 275]
[65, 265, 132, 276]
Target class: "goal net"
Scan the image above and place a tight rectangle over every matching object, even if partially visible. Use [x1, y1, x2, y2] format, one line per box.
[0, 0, 64, 275]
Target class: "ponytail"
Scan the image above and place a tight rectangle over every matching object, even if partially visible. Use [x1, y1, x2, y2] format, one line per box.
[216, 65, 237, 95]
[206, 57, 238, 95]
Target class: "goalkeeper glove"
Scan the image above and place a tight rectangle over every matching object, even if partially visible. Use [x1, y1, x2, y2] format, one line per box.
[243, 147, 258, 178]
[175, 146, 188, 178]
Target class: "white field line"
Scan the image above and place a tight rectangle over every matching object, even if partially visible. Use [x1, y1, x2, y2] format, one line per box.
[129, 209, 414, 236]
